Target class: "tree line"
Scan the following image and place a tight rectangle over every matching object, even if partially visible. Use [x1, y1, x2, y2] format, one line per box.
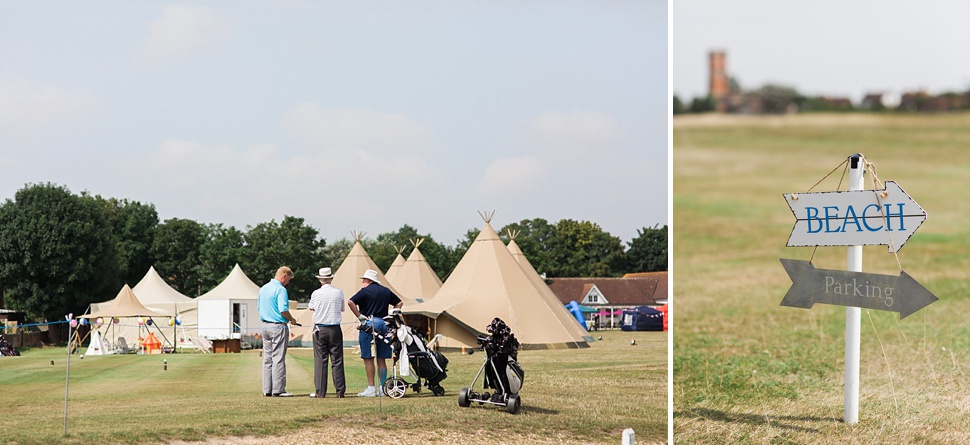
[0, 183, 667, 321]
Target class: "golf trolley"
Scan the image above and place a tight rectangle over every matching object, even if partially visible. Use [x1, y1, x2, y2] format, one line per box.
[361, 310, 449, 399]
[458, 318, 525, 414]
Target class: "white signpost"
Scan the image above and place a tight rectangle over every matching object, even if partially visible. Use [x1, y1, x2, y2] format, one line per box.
[780, 154, 935, 425]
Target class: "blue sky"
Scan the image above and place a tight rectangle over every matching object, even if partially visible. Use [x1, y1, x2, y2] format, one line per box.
[0, 1, 668, 245]
[674, 0, 970, 102]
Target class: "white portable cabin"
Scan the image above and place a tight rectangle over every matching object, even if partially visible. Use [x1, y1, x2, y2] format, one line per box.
[196, 264, 260, 339]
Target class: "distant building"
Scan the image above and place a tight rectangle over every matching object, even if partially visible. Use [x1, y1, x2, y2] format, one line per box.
[860, 92, 901, 110]
[804, 96, 854, 112]
[547, 272, 667, 329]
[898, 90, 933, 111]
[709, 51, 729, 112]
[707, 50, 745, 112]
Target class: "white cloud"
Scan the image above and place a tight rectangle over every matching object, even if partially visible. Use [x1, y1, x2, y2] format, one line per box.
[122, 129, 447, 236]
[283, 103, 436, 156]
[477, 156, 549, 195]
[136, 4, 230, 66]
[524, 110, 621, 161]
[0, 77, 96, 130]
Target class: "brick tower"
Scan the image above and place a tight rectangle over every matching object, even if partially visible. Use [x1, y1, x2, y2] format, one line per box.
[709, 51, 728, 111]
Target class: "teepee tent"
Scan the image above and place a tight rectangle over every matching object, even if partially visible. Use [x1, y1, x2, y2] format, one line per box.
[383, 245, 407, 285]
[391, 238, 442, 303]
[84, 330, 109, 356]
[506, 230, 593, 342]
[292, 232, 414, 347]
[196, 264, 261, 339]
[405, 213, 591, 351]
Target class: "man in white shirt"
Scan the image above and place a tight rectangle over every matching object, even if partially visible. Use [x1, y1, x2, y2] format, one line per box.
[307, 267, 346, 398]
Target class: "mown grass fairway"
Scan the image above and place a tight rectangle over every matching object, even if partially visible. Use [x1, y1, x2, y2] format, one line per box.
[0, 329, 665, 445]
[674, 113, 970, 443]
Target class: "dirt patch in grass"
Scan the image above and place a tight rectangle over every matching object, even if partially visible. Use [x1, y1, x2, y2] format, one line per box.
[169, 425, 664, 445]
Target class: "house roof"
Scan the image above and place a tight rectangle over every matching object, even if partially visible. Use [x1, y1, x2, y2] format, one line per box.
[546, 273, 667, 306]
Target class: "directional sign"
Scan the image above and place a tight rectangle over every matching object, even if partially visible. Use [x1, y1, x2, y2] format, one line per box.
[784, 181, 926, 252]
[779, 258, 938, 319]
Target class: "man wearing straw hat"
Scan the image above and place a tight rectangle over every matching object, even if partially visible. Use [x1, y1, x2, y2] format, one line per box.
[307, 267, 346, 398]
[348, 269, 402, 397]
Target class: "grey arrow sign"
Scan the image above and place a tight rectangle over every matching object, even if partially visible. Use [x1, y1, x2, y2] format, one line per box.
[780, 258, 938, 319]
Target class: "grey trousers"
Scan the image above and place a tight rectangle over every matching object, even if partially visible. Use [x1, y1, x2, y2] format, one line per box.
[312, 325, 345, 396]
[262, 323, 289, 395]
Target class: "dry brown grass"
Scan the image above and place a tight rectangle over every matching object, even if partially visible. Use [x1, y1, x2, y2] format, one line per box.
[674, 112, 970, 444]
[0, 329, 666, 445]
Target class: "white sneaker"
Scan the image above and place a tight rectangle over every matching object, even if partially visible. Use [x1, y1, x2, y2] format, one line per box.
[357, 387, 376, 397]
[275, 392, 294, 397]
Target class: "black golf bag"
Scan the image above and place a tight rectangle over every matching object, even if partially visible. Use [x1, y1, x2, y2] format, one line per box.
[481, 318, 524, 396]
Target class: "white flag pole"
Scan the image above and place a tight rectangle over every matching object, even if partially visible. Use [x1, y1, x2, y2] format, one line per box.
[844, 154, 864, 424]
[64, 314, 74, 436]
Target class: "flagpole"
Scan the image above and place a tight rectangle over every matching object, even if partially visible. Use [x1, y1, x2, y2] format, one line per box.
[64, 315, 73, 436]
[844, 154, 864, 424]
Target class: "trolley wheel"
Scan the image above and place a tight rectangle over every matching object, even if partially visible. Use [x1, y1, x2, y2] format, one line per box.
[383, 377, 407, 399]
[506, 394, 521, 414]
[432, 385, 445, 396]
[458, 387, 471, 407]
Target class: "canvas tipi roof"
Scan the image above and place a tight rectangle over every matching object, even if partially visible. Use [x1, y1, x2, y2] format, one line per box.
[507, 232, 592, 342]
[81, 284, 168, 319]
[197, 264, 260, 301]
[406, 216, 590, 350]
[391, 238, 442, 303]
[293, 232, 414, 346]
[383, 245, 406, 285]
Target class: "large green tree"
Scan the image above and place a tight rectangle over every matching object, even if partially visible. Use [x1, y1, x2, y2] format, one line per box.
[0, 183, 122, 320]
[151, 218, 206, 295]
[371, 224, 458, 280]
[199, 223, 246, 291]
[546, 219, 626, 277]
[318, 237, 353, 272]
[500, 218, 556, 277]
[626, 224, 667, 272]
[242, 215, 324, 300]
[99, 198, 159, 286]
[453, 228, 479, 260]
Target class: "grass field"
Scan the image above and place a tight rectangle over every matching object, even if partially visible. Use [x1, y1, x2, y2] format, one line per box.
[674, 113, 970, 443]
[0, 329, 665, 445]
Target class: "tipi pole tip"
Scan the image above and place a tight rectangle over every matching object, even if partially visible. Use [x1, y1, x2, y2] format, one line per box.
[478, 210, 496, 224]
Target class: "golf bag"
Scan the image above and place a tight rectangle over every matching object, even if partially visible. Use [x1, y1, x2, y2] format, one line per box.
[481, 318, 524, 396]
[0, 335, 19, 357]
[458, 317, 525, 414]
[369, 310, 448, 397]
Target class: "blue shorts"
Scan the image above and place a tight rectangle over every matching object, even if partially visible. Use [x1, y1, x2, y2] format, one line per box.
[359, 318, 392, 359]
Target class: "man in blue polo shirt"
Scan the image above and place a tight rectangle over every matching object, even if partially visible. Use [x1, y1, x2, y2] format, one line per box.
[348, 269, 402, 397]
[258, 266, 301, 397]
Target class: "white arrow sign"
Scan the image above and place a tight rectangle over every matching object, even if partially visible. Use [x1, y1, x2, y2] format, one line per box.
[785, 181, 926, 252]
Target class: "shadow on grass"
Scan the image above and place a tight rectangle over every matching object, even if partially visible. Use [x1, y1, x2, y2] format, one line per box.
[677, 407, 840, 433]
[521, 405, 559, 415]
